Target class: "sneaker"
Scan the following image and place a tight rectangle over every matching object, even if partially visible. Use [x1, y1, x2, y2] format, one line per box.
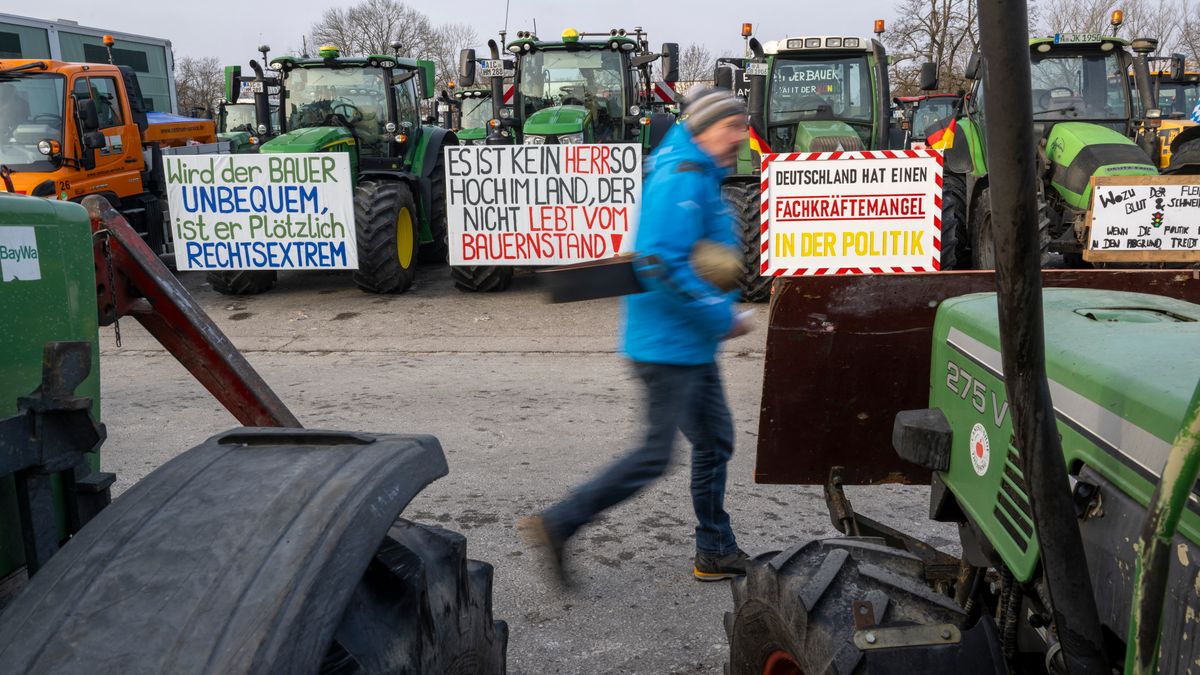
[517, 515, 572, 588]
[693, 549, 750, 581]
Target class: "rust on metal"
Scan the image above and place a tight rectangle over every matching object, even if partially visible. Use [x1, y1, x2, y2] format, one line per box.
[756, 270, 1200, 486]
[84, 195, 300, 428]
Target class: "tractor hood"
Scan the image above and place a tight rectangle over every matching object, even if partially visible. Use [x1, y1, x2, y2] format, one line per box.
[218, 130, 255, 153]
[794, 120, 866, 152]
[1045, 122, 1157, 210]
[524, 105, 590, 137]
[457, 127, 487, 142]
[260, 126, 356, 154]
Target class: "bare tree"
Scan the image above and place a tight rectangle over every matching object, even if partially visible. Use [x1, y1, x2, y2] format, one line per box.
[1125, 0, 1188, 51]
[310, 0, 438, 57]
[1181, 2, 1200, 61]
[677, 42, 714, 84]
[430, 22, 480, 92]
[1036, 0, 1118, 34]
[887, 0, 979, 95]
[175, 56, 223, 118]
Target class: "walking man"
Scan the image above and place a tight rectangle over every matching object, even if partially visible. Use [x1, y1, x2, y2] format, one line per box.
[520, 86, 751, 584]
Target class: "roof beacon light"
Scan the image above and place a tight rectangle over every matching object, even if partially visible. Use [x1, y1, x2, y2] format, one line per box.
[874, 19, 886, 35]
[741, 23, 753, 38]
[562, 28, 580, 43]
[319, 44, 340, 58]
[102, 34, 115, 47]
[1111, 9, 1125, 27]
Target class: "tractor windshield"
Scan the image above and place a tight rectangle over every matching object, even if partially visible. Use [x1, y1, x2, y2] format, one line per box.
[768, 55, 872, 146]
[1030, 51, 1129, 121]
[911, 97, 957, 138]
[0, 73, 65, 172]
[284, 66, 389, 154]
[1157, 80, 1200, 118]
[222, 103, 258, 133]
[460, 96, 492, 129]
[517, 48, 626, 121]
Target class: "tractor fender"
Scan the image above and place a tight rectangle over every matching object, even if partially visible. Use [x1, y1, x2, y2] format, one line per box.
[944, 127, 975, 175]
[0, 427, 448, 673]
[1169, 121, 1200, 155]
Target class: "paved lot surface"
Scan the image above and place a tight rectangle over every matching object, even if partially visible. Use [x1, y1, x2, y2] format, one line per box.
[99, 264, 955, 674]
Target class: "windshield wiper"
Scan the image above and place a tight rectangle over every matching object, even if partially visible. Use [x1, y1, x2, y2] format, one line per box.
[1037, 103, 1077, 115]
[0, 61, 48, 78]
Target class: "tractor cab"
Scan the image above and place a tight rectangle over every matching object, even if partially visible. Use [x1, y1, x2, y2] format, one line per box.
[452, 86, 495, 145]
[216, 56, 281, 153]
[1149, 65, 1200, 119]
[895, 93, 960, 148]
[1025, 34, 1142, 137]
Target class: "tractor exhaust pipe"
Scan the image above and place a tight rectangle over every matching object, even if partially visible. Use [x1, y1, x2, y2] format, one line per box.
[976, 1, 1108, 672]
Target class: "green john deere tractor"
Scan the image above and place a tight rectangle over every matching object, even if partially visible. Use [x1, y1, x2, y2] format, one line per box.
[214, 49, 281, 154]
[449, 28, 679, 293]
[942, 33, 1164, 269]
[207, 42, 457, 296]
[724, 26, 895, 302]
[451, 84, 498, 146]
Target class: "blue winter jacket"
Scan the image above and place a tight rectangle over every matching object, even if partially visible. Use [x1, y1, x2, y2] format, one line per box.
[621, 124, 738, 365]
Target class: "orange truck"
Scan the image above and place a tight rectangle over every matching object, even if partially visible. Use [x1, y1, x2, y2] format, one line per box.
[0, 57, 218, 256]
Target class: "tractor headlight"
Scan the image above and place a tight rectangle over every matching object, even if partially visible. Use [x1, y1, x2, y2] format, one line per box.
[385, 122, 398, 133]
[524, 134, 546, 145]
[37, 139, 53, 155]
[257, 123, 268, 136]
[559, 132, 584, 144]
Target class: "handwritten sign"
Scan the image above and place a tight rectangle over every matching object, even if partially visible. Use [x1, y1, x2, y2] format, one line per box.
[1086, 176, 1200, 262]
[164, 153, 358, 271]
[444, 144, 641, 265]
[760, 150, 943, 275]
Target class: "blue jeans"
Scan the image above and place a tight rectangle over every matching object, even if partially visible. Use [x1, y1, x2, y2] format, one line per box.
[542, 361, 738, 555]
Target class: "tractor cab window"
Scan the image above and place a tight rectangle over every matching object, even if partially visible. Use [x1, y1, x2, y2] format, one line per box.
[72, 76, 123, 128]
[285, 66, 389, 154]
[1030, 51, 1128, 121]
[222, 103, 257, 133]
[518, 48, 626, 140]
[0, 73, 65, 172]
[394, 74, 421, 133]
[911, 97, 957, 138]
[1158, 81, 1200, 118]
[767, 55, 872, 148]
[460, 96, 492, 130]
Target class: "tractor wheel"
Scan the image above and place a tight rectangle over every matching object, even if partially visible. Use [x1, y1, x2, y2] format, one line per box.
[726, 538, 967, 675]
[321, 519, 508, 674]
[939, 173, 969, 270]
[452, 266, 514, 293]
[969, 186, 1050, 269]
[419, 157, 451, 264]
[207, 270, 278, 295]
[723, 180, 773, 303]
[353, 180, 420, 294]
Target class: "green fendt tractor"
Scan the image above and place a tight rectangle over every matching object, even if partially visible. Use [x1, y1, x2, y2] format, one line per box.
[215, 47, 281, 154]
[724, 24, 895, 301]
[208, 43, 457, 296]
[449, 28, 679, 293]
[941, 33, 1164, 269]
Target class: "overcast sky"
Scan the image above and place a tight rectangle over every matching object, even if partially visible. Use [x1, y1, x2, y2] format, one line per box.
[30, 1, 896, 64]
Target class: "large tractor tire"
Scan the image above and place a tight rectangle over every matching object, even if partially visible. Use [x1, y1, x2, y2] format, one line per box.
[723, 180, 773, 303]
[353, 180, 420, 294]
[452, 265, 514, 293]
[726, 538, 967, 675]
[939, 173, 969, 270]
[207, 270, 279, 295]
[969, 186, 1050, 269]
[419, 157, 451, 264]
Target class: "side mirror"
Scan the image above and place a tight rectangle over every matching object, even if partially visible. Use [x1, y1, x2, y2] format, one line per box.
[76, 98, 100, 132]
[459, 48, 476, 87]
[714, 65, 735, 90]
[224, 65, 241, 103]
[1171, 53, 1186, 82]
[82, 131, 106, 150]
[919, 62, 938, 91]
[964, 52, 981, 80]
[661, 42, 679, 83]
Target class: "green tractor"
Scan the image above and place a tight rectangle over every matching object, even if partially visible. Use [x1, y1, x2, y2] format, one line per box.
[723, 25, 896, 301]
[449, 28, 679, 293]
[942, 33, 1164, 269]
[450, 84, 500, 146]
[215, 48, 281, 154]
[207, 42, 457, 296]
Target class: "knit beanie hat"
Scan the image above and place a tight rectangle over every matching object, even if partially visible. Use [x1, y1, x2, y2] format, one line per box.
[682, 85, 746, 135]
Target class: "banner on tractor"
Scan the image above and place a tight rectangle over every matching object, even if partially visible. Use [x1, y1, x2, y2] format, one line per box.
[1085, 176, 1200, 263]
[760, 149, 943, 275]
[164, 153, 358, 272]
[444, 144, 642, 266]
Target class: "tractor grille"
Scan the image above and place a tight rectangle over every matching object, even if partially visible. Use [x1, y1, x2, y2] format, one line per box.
[809, 135, 865, 152]
[993, 445, 1034, 552]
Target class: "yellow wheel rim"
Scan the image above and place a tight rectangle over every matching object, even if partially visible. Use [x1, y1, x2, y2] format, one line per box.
[396, 207, 414, 269]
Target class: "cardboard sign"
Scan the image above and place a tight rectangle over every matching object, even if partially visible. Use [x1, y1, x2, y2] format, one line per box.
[1085, 175, 1200, 263]
[444, 144, 642, 265]
[760, 149, 943, 275]
[164, 153, 358, 271]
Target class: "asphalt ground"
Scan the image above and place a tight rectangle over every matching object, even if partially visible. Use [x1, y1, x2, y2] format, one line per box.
[99, 263, 955, 674]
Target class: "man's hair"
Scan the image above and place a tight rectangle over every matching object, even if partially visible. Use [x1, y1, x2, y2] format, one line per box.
[682, 85, 746, 135]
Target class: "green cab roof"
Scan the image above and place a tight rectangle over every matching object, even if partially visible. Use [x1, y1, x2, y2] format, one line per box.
[269, 54, 436, 98]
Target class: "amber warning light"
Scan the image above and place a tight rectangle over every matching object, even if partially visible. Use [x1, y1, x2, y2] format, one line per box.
[741, 23, 753, 38]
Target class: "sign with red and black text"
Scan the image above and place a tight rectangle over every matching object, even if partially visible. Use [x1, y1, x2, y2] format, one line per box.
[444, 144, 641, 265]
[760, 149, 943, 276]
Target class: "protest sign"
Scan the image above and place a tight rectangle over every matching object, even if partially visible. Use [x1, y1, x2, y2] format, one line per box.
[1084, 176, 1200, 263]
[164, 153, 358, 272]
[760, 149, 943, 275]
[444, 144, 641, 265]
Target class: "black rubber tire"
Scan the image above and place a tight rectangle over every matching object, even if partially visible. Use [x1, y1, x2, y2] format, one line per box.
[451, 266, 514, 292]
[969, 186, 1050, 269]
[723, 180, 773, 303]
[940, 173, 968, 270]
[206, 270, 278, 295]
[321, 519, 508, 674]
[353, 180, 420, 294]
[726, 537, 967, 675]
[419, 157, 450, 264]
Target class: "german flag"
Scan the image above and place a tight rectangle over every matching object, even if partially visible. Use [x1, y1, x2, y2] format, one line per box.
[928, 117, 957, 151]
[748, 124, 771, 155]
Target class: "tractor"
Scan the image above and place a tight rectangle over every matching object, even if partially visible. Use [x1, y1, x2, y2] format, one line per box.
[894, 92, 961, 149]
[722, 1, 1200, 672]
[722, 23, 896, 302]
[451, 84, 501, 146]
[214, 47, 282, 154]
[0, 191, 507, 671]
[448, 28, 679, 293]
[208, 43, 457, 296]
[1144, 54, 1200, 170]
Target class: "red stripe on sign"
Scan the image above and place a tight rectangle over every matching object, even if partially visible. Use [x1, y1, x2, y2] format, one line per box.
[870, 267, 884, 274]
[760, 220, 769, 234]
[935, 174, 943, 189]
[932, 257, 942, 271]
[654, 84, 674, 102]
[828, 151, 843, 161]
[760, 200, 769, 215]
[761, 178, 770, 192]
[892, 266, 905, 273]
[933, 236, 942, 251]
[934, 154, 945, 167]
[503, 86, 514, 103]
[761, 260, 770, 273]
[815, 268, 828, 275]
[771, 268, 785, 276]
[934, 195, 943, 210]
[760, 239, 769, 253]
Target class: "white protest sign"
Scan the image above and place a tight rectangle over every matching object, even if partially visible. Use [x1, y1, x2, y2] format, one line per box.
[1085, 176, 1200, 262]
[444, 144, 641, 265]
[164, 153, 358, 271]
[760, 149, 943, 275]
